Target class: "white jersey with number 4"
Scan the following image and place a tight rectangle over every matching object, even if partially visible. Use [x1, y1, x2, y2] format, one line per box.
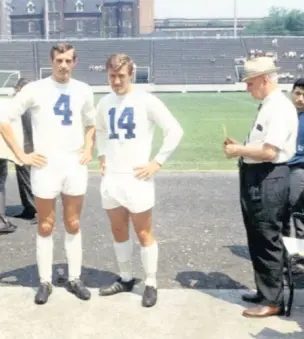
[96, 89, 184, 174]
[0, 77, 96, 156]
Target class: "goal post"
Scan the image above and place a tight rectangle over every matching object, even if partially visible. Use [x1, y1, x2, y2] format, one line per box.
[0, 70, 21, 88]
[39, 67, 52, 79]
[133, 66, 150, 84]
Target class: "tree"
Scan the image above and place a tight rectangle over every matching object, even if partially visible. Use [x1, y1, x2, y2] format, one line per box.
[285, 9, 304, 35]
[243, 6, 304, 36]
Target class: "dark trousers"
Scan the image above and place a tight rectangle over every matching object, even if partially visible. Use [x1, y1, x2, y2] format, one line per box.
[0, 159, 7, 222]
[285, 166, 304, 238]
[239, 162, 290, 307]
[15, 164, 36, 215]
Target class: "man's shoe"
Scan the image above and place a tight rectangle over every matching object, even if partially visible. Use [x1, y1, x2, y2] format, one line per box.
[66, 279, 91, 300]
[14, 211, 36, 220]
[99, 277, 135, 296]
[242, 292, 264, 304]
[242, 305, 285, 318]
[35, 282, 52, 305]
[0, 221, 17, 234]
[142, 286, 157, 307]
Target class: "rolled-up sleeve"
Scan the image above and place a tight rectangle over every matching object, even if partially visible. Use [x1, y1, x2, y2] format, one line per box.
[264, 102, 296, 150]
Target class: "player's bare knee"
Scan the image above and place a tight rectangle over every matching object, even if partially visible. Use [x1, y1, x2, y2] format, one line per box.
[38, 222, 54, 237]
[112, 224, 129, 242]
[136, 229, 154, 246]
[65, 219, 80, 234]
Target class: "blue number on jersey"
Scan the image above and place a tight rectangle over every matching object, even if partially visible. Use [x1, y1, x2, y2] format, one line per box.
[108, 107, 136, 139]
[53, 94, 72, 126]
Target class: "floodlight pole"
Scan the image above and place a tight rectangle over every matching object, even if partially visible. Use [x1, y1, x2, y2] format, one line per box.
[45, 0, 49, 40]
[233, 0, 237, 38]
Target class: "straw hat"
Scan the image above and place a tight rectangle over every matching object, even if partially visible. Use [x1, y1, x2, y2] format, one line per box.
[242, 57, 281, 82]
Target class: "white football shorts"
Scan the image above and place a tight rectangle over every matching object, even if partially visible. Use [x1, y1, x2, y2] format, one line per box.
[31, 152, 88, 199]
[100, 173, 155, 213]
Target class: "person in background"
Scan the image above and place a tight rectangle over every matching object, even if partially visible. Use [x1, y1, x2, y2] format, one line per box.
[12, 78, 37, 223]
[0, 158, 17, 233]
[284, 78, 304, 239]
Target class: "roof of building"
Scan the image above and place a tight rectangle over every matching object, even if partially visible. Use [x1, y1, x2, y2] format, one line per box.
[10, 0, 133, 15]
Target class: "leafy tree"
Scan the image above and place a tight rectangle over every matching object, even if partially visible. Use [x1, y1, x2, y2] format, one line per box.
[243, 6, 304, 36]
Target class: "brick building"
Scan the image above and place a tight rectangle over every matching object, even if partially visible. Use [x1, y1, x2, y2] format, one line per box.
[0, 0, 12, 39]
[9, 0, 143, 39]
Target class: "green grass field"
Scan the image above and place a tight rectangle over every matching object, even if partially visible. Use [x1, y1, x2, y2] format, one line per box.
[90, 92, 258, 171]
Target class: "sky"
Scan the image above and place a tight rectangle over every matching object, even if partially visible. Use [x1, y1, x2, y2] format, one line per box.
[154, 0, 304, 18]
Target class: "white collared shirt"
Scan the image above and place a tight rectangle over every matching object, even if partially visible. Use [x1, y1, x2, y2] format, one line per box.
[243, 89, 298, 164]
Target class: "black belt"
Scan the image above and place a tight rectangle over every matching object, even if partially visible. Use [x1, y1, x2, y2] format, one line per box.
[240, 161, 287, 169]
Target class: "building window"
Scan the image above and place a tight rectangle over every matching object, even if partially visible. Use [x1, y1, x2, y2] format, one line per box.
[122, 6, 131, 12]
[124, 21, 132, 28]
[50, 20, 56, 32]
[28, 21, 35, 33]
[49, 0, 56, 12]
[77, 20, 83, 32]
[26, 0, 35, 14]
[75, 0, 84, 12]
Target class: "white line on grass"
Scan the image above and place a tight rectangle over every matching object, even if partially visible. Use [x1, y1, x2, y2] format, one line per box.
[215, 94, 257, 107]
[87, 169, 238, 173]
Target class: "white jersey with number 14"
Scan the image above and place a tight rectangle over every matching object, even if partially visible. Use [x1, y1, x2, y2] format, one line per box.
[96, 89, 184, 173]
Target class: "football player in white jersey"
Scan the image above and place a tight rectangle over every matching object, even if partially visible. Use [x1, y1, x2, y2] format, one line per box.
[0, 43, 96, 305]
[96, 54, 183, 307]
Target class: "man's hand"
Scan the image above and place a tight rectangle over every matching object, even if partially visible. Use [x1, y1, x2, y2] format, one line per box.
[224, 137, 239, 145]
[224, 144, 241, 159]
[19, 152, 47, 168]
[134, 160, 161, 180]
[78, 147, 93, 165]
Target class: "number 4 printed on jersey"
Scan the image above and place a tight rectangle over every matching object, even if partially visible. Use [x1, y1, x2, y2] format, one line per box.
[54, 94, 72, 126]
[108, 107, 136, 139]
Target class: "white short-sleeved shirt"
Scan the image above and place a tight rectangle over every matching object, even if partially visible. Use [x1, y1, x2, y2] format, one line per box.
[243, 89, 298, 164]
[0, 77, 96, 156]
[96, 88, 183, 174]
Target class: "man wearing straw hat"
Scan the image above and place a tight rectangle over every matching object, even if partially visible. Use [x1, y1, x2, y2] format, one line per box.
[223, 56, 298, 318]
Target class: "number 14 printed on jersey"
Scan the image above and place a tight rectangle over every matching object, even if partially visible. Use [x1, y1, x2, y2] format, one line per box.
[108, 107, 136, 140]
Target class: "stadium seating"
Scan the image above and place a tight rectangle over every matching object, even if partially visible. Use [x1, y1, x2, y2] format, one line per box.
[0, 37, 303, 86]
[152, 38, 243, 84]
[0, 41, 35, 86]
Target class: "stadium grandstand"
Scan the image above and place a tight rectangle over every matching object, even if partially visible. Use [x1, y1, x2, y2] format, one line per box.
[0, 36, 303, 87]
[0, 0, 302, 88]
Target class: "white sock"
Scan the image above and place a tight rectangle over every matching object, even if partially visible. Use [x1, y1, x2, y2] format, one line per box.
[140, 242, 158, 288]
[113, 239, 133, 282]
[65, 231, 82, 282]
[36, 234, 53, 284]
